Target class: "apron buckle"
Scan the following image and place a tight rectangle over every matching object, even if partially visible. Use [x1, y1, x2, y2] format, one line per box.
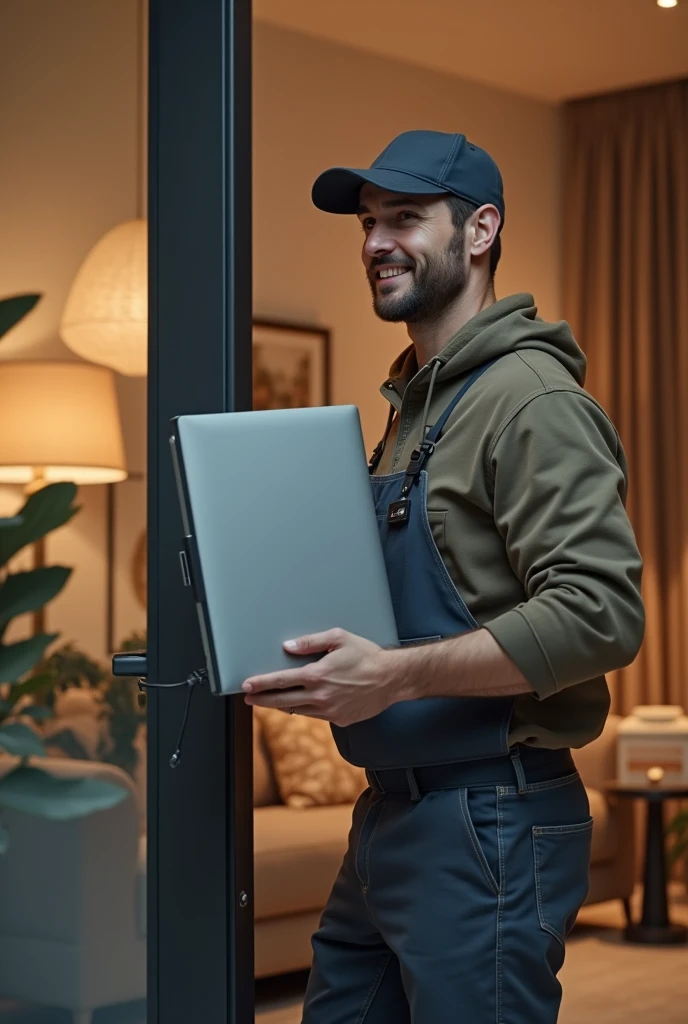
[387, 498, 411, 526]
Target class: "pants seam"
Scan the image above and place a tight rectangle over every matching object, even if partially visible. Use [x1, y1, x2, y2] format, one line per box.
[364, 797, 387, 892]
[354, 951, 394, 1024]
[496, 786, 505, 1024]
[459, 787, 500, 896]
[354, 796, 384, 887]
[532, 828, 564, 945]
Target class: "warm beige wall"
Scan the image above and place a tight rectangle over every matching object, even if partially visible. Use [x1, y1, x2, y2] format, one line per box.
[0, 0, 142, 660]
[253, 21, 563, 450]
[1, 10, 562, 661]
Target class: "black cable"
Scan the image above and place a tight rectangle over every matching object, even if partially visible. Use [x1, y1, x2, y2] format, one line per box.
[169, 683, 197, 768]
[136, 668, 208, 767]
[137, 678, 189, 690]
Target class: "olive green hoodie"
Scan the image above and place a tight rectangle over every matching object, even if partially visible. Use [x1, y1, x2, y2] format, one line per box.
[375, 293, 645, 749]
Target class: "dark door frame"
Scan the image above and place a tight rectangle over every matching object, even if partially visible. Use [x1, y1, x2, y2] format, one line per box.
[147, 2, 254, 1021]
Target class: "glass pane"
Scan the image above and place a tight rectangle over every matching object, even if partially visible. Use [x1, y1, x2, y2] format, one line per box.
[0, 2, 148, 1022]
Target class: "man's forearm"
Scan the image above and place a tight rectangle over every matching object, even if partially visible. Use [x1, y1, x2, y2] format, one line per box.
[381, 628, 534, 701]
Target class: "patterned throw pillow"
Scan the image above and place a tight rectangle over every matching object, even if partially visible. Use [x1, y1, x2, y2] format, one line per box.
[253, 706, 367, 809]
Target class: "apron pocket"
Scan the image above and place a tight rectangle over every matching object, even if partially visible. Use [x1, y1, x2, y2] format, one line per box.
[426, 509, 447, 552]
[532, 818, 593, 945]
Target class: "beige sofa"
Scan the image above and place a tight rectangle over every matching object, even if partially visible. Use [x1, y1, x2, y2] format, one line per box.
[0, 709, 634, 1022]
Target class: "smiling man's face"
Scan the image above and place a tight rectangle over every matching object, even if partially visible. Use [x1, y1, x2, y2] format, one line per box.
[357, 184, 469, 325]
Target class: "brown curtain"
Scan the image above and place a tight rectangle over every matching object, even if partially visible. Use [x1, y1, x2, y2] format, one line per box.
[562, 78, 688, 716]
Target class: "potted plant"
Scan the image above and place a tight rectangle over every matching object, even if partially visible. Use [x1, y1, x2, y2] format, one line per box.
[0, 294, 127, 852]
[35, 637, 146, 778]
[667, 806, 688, 891]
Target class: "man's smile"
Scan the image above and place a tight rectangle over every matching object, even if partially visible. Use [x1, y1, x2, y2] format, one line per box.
[373, 265, 413, 286]
[377, 266, 410, 280]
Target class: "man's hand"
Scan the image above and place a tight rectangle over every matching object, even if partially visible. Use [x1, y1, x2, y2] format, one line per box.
[243, 626, 533, 726]
[242, 629, 394, 727]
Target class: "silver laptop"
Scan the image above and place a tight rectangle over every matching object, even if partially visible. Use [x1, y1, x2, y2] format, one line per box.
[169, 405, 399, 696]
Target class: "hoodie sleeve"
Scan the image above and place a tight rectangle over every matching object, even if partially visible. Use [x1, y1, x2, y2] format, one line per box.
[482, 389, 645, 699]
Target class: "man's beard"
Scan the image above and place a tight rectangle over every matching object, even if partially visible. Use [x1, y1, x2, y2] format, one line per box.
[370, 231, 467, 325]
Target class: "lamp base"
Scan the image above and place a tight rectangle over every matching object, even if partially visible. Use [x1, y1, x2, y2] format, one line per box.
[32, 535, 45, 636]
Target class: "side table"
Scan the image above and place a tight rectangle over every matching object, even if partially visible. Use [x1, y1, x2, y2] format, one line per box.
[605, 782, 688, 944]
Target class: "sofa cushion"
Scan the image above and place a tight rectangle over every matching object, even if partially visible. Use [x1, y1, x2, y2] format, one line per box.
[254, 706, 367, 808]
[253, 717, 280, 807]
[588, 786, 616, 864]
[254, 803, 354, 920]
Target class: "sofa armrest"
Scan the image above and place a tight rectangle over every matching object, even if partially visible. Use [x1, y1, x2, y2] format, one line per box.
[572, 713, 621, 791]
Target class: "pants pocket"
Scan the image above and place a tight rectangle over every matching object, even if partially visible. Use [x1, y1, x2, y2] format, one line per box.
[459, 787, 500, 896]
[532, 818, 593, 945]
[354, 793, 385, 888]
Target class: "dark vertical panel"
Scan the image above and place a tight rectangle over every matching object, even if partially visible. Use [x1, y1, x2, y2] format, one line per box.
[148, 2, 253, 1022]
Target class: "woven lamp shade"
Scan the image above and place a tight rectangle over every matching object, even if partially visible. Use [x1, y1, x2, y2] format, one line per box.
[0, 361, 127, 486]
[60, 218, 147, 376]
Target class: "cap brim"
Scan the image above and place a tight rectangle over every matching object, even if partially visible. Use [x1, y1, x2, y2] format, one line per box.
[311, 167, 448, 214]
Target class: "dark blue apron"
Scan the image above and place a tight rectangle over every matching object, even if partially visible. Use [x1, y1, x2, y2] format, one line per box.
[331, 360, 515, 770]
[305, 360, 588, 1024]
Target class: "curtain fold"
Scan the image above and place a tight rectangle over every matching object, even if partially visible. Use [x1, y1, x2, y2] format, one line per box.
[562, 78, 688, 714]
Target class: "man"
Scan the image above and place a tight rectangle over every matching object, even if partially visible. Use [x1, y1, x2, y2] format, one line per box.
[243, 130, 645, 1023]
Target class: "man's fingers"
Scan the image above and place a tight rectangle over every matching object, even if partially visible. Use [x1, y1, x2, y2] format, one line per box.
[244, 690, 323, 715]
[284, 628, 346, 655]
[243, 629, 349, 694]
[242, 667, 311, 694]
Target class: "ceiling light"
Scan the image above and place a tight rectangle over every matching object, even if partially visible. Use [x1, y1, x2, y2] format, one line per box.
[657, 0, 678, 8]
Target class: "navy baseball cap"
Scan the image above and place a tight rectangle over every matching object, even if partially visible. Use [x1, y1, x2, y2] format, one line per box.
[312, 130, 505, 229]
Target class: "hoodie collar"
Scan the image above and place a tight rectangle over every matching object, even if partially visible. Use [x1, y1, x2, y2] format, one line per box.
[379, 292, 585, 405]
[380, 295, 534, 393]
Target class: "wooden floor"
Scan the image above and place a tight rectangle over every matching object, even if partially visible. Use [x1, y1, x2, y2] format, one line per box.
[256, 889, 688, 1024]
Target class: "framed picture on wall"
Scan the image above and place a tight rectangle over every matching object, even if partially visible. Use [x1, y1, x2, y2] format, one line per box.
[252, 319, 330, 409]
[106, 319, 331, 651]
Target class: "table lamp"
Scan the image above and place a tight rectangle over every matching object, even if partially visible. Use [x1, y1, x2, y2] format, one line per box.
[0, 360, 128, 632]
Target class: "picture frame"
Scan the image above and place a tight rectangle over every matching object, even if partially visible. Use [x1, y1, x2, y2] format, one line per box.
[106, 319, 331, 651]
[252, 318, 331, 409]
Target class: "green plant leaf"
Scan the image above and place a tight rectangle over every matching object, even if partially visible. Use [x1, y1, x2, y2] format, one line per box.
[0, 764, 128, 820]
[668, 836, 688, 866]
[0, 294, 41, 341]
[0, 517, 22, 529]
[5, 673, 55, 706]
[0, 567, 72, 634]
[0, 483, 79, 568]
[666, 810, 688, 835]
[40, 641, 108, 689]
[0, 634, 58, 684]
[0, 822, 8, 854]
[43, 727, 89, 761]
[18, 704, 52, 722]
[0, 722, 45, 757]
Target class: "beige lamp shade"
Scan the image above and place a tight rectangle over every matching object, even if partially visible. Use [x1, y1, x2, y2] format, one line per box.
[60, 218, 147, 376]
[0, 361, 127, 486]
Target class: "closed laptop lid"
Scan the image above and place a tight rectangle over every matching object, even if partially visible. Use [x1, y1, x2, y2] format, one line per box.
[170, 404, 398, 695]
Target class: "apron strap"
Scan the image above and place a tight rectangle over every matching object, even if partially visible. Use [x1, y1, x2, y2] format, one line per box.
[369, 404, 396, 474]
[399, 357, 499, 497]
